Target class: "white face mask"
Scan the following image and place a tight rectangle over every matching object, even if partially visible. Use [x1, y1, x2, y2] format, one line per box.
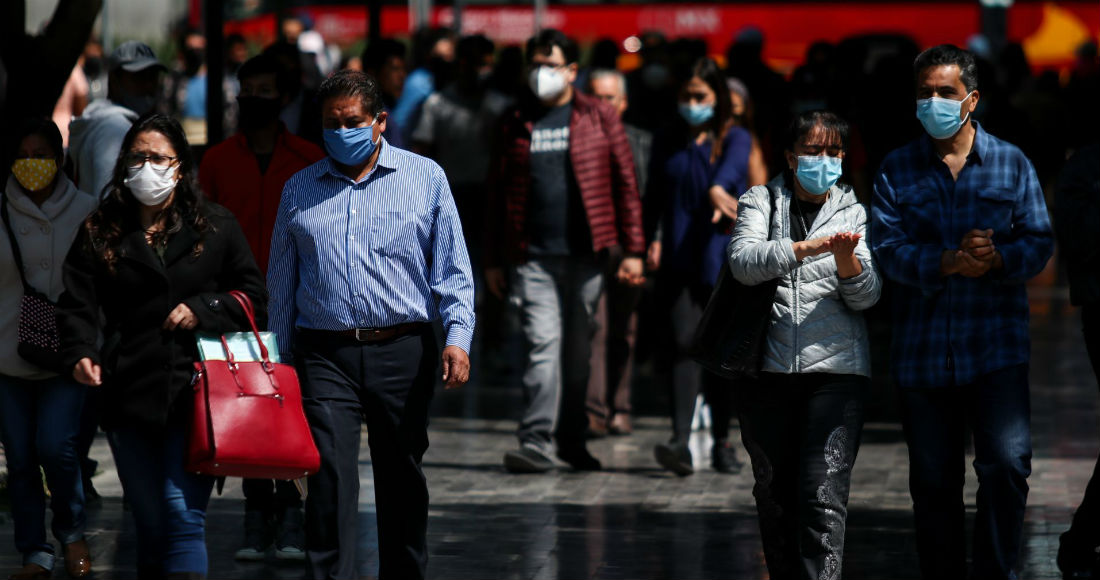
[123, 162, 177, 206]
[528, 65, 568, 101]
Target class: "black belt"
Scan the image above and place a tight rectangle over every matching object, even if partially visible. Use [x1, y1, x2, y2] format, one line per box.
[301, 322, 427, 343]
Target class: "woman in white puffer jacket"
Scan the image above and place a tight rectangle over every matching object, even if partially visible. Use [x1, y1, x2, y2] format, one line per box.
[726, 110, 880, 580]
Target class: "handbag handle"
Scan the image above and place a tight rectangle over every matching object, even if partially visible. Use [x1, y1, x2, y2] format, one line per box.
[227, 291, 272, 366]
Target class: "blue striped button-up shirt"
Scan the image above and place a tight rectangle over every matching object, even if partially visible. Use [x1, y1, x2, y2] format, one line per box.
[267, 138, 476, 354]
[870, 122, 1053, 389]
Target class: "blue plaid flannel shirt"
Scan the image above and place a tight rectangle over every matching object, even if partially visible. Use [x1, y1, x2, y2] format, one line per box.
[870, 122, 1054, 389]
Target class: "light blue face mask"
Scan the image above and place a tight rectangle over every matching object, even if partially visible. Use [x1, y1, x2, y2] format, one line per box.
[678, 102, 715, 126]
[323, 119, 378, 166]
[915, 91, 974, 140]
[795, 155, 843, 196]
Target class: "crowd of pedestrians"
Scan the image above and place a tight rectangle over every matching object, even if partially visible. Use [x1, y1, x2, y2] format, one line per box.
[0, 18, 1098, 580]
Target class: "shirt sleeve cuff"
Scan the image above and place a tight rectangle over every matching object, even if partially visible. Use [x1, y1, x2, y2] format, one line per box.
[445, 325, 474, 355]
[918, 246, 945, 291]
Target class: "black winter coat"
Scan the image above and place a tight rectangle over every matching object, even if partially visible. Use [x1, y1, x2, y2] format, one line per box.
[58, 202, 267, 432]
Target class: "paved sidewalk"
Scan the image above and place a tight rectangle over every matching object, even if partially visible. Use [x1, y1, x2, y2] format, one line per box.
[0, 294, 1096, 579]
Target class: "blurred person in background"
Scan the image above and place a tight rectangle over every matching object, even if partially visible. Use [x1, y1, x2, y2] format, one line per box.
[1053, 141, 1100, 580]
[70, 41, 165, 199]
[645, 58, 749, 476]
[1, 119, 98, 580]
[222, 33, 251, 136]
[487, 44, 525, 100]
[413, 34, 510, 264]
[575, 38, 620, 92]
[362, 38, 409, 149]
[294, 14, 336, 79]
[279, 14, 324, 91]
[725, 26, 792, 172]
[52, 61, 89, 151]
[81, 40, 107, 103]
[583, 68, 651, 437]
[60, 114, 266, 580]
[165, 29, 209, 145]
[790, 41, 834, 115]
[199, 54, 324, 562]
[392, 28, 454, 143]
[728, 109, 880, 580]
[872, 45, 1054, 580]
[624, 32, 676, 132]
[264, 41, 322, 145]
[486, 29, 645, 474]
[726, 77, 768, 188]
[1066, 41, 1100, 151]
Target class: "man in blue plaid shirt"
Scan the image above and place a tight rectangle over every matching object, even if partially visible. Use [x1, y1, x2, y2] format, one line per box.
[871, 45, 1054, 580]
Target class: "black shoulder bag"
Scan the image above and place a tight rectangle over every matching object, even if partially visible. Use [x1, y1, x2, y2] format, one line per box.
[689, 184, 780, 379]
[1, 193, 63, 372]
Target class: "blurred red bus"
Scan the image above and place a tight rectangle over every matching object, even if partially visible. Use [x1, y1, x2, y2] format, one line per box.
[221, 1, 1099, 73]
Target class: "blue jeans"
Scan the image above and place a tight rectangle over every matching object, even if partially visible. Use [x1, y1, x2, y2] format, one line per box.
[108, 422, 215, 578]
[0, 374, 86, 571]
[901, 364, 1032, 580]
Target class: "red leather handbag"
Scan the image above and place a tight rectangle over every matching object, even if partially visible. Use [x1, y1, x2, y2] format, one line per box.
[187, 291, 320, 479]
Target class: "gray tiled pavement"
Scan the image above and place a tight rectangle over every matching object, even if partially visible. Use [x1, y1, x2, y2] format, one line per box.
[1, 290, 1097, 579]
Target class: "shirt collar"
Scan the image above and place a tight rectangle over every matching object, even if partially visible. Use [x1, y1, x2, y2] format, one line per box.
[919, 120, 987, 166]
[322, 136, 397, 183]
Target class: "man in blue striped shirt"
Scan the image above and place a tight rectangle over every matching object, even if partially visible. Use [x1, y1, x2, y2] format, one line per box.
[871, 45, 1053, 580]
[267, 69, 475, 580]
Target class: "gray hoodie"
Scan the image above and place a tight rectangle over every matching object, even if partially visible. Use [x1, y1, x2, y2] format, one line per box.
[68, 100, 138, 199]
[1, 175, 98, 378]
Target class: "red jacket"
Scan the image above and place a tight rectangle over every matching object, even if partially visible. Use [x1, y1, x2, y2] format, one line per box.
[485, 91, 645, 267]
[199, 128, 324, 273]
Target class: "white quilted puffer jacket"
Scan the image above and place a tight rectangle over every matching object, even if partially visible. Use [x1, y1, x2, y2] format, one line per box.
[727, 174, 881, 377]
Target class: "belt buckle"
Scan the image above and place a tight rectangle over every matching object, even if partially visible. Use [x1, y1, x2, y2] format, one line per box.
[354, 328, 378, 341]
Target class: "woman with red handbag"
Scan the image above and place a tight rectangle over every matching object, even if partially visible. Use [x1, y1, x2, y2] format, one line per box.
[0, 119, 98, 580]
[57, 114, 266, 580]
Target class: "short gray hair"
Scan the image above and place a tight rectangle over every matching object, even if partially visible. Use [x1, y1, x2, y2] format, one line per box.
[588, 68, 627, 100]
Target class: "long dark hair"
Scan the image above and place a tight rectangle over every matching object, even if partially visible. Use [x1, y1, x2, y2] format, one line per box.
[678, 58, 734, 163]
[84, 114, 209, 271]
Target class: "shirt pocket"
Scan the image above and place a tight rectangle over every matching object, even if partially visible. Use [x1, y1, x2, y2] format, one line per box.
[974, 187, 1016, 237]
[369, 211, 418, 257]
[896, 185, 942, 242]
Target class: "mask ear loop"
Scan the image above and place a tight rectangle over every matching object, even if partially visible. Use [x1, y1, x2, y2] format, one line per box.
[959, 90, 976, 125]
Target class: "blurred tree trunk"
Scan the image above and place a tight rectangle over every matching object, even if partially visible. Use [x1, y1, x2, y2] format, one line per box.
[0, 0, 102, 162]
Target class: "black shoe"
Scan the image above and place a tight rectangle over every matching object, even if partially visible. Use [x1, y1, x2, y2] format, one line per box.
[712, 440, 744, 474]
[557, 445, 602, 471]
[1058, 532, 1098, 579]
[503, 446, 556, 473]
[274, 506, 305, 561]
[654, 442, 694, 476]
[234, 509, 272, 561]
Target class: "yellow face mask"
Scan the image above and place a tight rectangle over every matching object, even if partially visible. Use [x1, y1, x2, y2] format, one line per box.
[11, 158, 59, 193]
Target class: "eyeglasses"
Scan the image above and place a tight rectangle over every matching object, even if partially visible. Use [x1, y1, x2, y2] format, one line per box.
[124, 153, 178, 169]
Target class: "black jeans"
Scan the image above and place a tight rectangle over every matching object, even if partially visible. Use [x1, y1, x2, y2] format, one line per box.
[736, 372, 867, 580]
[296, 327, 437, 580]
[655, 279, 733, 444]
[1064, 304, 1100, 551]
[900, 364, 1032, 580]
[241, 479, 302, 513]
